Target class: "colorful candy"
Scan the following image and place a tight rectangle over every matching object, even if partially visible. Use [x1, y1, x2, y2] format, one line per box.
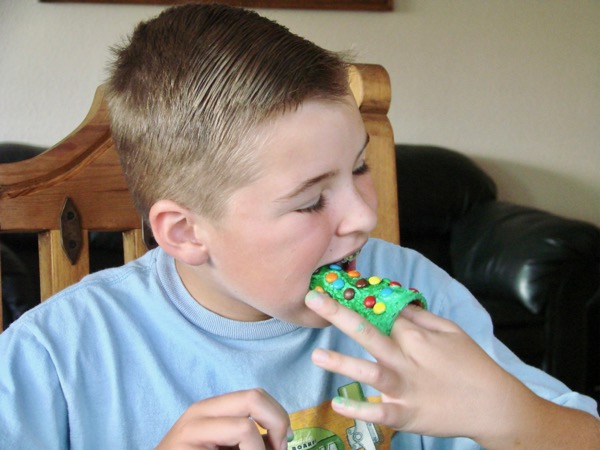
[310, 264, 428, 335]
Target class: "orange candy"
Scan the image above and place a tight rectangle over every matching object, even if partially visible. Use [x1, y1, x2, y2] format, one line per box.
[325, 272, 338, 283]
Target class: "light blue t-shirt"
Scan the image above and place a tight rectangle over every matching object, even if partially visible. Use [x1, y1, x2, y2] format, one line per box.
[0, 238, 597, 449]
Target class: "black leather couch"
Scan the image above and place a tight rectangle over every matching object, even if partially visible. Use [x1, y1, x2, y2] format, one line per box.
[395, 144, 600, 402]
[2, 143, 599, 403]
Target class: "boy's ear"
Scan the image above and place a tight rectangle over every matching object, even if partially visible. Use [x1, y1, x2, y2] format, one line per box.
[149, 199, 209, 266]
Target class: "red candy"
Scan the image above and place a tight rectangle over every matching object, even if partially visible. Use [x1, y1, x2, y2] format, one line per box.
[364, 296, 376, 308]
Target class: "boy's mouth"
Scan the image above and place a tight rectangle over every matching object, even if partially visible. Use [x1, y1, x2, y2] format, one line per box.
[336, 249, 361, 272]
[311, 249, 362, 284]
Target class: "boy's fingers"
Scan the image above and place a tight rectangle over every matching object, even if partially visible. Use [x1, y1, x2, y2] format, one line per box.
[305, 290, 459, 363]
[311, 347, 401, 395]
[330, 395, 406, 430]
[305, 290, 397, 359]
[173, 416, 269, 449]
[395, 303, 459, 333]
[187, 389, 291, 450]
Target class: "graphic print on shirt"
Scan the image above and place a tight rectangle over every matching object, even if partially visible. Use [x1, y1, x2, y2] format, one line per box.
[286, 382, 396, 450]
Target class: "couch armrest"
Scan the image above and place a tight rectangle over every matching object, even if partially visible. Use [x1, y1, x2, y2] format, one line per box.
[451, 202, 600, 390]
[450, 201, 600, 315]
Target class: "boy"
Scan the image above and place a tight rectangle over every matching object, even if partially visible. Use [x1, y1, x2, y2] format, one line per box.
[1, 4, 598, 449]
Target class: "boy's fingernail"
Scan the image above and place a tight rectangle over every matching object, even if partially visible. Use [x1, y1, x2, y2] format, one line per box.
[311, 348, 329, 363]
[305, 290, 323, 305]
[332, 396, 350, 407]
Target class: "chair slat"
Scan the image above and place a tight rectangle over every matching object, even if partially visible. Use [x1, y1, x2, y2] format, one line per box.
[352, 64, 399, 244]
[123, 229, 147, 263]
[39, 230, 90, 301]
[364, 113, 399, 244]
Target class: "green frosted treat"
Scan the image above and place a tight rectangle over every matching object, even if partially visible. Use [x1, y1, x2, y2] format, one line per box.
[310, 264, 427, 336]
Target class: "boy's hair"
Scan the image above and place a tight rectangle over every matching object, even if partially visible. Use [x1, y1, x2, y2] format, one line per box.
[106, 3, 350, 221]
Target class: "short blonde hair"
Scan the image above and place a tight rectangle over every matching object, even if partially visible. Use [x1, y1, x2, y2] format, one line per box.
[106, 4, 349, 221]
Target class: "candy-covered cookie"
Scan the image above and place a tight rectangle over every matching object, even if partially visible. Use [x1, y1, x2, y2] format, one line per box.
[310, 264, 427, 335]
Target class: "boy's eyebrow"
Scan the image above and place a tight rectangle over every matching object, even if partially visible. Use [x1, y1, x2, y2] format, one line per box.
[279, 171, 337, 202]
[278, 133, 370, 202]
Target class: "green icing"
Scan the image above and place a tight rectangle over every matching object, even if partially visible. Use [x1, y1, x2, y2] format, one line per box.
[310, 264, 427, 336]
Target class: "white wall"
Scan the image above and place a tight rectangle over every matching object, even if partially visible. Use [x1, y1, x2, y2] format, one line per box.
[1, 0, 598, 225]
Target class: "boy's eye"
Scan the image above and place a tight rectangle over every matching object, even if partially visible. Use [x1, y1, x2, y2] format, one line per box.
[297, 195, 327, 213]
[353, 162, 369, 176]
[295, 162, 367, 214]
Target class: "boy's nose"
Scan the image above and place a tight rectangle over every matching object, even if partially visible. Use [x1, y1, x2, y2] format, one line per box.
[336, 181, 378, 237]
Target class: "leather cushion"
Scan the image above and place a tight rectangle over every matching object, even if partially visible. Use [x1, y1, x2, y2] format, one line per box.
[451, 201, 600, 314]
[396, 145, 497, 237]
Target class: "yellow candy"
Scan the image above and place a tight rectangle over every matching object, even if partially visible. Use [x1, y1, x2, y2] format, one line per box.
[373, 302, 386, 315]
[368, 276, 381, 285]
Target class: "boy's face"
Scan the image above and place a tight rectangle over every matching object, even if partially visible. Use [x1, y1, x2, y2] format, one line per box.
[179, 95, 377, 327]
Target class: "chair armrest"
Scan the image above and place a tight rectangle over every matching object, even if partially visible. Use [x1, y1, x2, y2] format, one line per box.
[450, 201, 600, 315]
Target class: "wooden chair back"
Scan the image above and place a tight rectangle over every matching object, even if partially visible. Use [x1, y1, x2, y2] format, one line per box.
[0, 63, 398, 330]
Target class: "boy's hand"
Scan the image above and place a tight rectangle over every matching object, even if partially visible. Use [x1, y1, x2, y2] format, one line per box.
[305, 290, 513, 439]
[305, 290, 600, 449]
[155, 388, 291, 450]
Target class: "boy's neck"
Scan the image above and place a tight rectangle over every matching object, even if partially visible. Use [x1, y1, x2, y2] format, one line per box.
[175, 259, 271, 322]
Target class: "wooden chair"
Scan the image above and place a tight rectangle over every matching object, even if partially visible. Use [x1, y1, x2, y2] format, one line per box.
[0, 63, 398, 331]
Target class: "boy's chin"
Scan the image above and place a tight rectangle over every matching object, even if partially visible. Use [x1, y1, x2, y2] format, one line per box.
[290, 311, 332, 329]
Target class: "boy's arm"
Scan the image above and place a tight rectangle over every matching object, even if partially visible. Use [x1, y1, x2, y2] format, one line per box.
[305, 292, 600, 449]
[478, 392, 600, 449]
